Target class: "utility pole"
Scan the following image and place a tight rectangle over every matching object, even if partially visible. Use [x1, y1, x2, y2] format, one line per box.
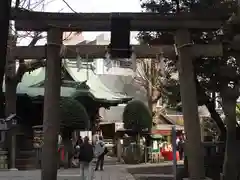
[41, 28, 62, 180]
[0, 0, 12, 117]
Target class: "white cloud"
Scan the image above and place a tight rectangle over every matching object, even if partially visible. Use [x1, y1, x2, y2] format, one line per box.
[44, 0, 141, 13]
[18, 0, 141, 45]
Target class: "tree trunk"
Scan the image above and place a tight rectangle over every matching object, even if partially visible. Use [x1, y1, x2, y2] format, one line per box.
[147, 59, 153, 114]
[5, 35, 17, 169]
[205, 100, 226, 140]
[0, 0, 12, 118]
[147, 83, 153, 113]
[5, 35, 17, 116]
[41, 28, 62, 180]
[5, 81, 17, 116]
[175, 29, 205, 179]
[5, 79, 17, 169]
[5, 34, 42, 169]
[146, 59, 160, 124]
[221, 89, 238, 180]
[195, 76, 226, 140]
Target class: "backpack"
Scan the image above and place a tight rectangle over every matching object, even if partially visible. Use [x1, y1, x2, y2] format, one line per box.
[79, 143, 94, 162]
[95, 141, 105, 157]
[104, 147, 109, 155]
[177, 139, 184, 151]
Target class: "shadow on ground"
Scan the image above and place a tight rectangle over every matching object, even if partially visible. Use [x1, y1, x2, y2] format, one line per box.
[126, 162, 185, 180]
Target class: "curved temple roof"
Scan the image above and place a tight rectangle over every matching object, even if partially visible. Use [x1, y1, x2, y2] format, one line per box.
[64, 59, 132, 103]
[3, 61, 132, 105]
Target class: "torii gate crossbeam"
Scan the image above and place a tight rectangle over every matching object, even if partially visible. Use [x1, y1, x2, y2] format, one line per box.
[12, 44, 223, 59]
[10, 9, 230, 31]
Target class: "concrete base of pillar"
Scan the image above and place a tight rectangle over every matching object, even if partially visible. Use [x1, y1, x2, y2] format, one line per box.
[9, 168, 18, 171]
[183, 178, 212, 180]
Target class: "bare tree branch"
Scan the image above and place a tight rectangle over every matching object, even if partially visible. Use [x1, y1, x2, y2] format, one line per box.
[14, 34, 44, 83]
[16, 59, 46, 83]
[15, 0, 21, 8]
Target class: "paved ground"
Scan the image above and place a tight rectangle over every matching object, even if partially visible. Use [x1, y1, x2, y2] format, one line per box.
[0, 165, 134, 180]
[0, 158, 181, 180]
[59, 165, 135, 180]
[0, 157, 135, 180]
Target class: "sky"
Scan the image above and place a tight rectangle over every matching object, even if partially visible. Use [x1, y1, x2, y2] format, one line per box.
[18, 0, 142, 45]
[44, 0, 141, 13]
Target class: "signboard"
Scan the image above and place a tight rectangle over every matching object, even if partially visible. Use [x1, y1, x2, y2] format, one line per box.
[32, 125, 43, 148]
[115, 122, 124, 132]
[80, 131, 92, 142]
[152, 129, 171, 136]
[119, 60, 132, 68]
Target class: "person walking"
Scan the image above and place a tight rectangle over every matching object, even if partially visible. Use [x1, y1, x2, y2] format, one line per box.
[75, 136, 83, 157]
[79, 136, 94, 180]
[72, 136, 83, 167]
[75, 136, 83, 147]
[177, 136, 185, 160]
[94, 136, 108, 171]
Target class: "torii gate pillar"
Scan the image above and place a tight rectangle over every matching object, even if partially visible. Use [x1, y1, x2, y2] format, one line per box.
[175, 29, 205, 179]
[41, 28, 62, 180]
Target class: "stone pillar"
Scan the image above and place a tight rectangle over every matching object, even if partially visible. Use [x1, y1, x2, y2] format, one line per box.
[41, 28, 62, 180]
[175, 29, 205, 179]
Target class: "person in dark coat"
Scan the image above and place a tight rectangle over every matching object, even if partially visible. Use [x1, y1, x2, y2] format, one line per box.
[178, 136, 184, 160]
[75, 136, 83, 148]
[73, 136, 83, 160]
[79, 136, 94, 180]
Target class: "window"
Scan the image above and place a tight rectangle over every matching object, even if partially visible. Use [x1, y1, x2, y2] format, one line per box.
[112, 60, 120, 67]
[215, 93, 222, 110]
[119, 60, 132, 68]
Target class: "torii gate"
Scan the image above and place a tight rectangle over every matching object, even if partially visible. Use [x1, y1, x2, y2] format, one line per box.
[10, 9, 229, 180]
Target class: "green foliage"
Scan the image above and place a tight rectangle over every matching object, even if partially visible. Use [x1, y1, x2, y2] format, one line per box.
[60, 97, 90, 130]
[201, 117, 219, 139]
[136, 58, 180, 109]
[139, 0, 239, 108]
[160, 70, 181, 110]
[138, 0, 236, 45]
[138, 1, 240, 178]
[236, 104, 240, 121]
[123, 100, 152, 131]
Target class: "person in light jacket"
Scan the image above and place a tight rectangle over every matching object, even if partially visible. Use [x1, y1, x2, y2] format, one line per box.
[94, 136, 107, 171]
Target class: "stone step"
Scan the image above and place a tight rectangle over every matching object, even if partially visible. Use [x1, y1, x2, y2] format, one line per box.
[134, 174, 174, 180]
[16, 157, 36, 164]
[16, 150, 36, 158]
[15, 164, 36, 170]
[15, 150, 37, 170]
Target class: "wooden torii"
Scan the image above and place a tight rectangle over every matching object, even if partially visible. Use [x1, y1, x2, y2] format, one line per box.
[11, 9, 230, 180]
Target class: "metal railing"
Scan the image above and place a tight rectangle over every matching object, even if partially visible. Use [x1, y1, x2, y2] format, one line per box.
[122, 145, 163, 164]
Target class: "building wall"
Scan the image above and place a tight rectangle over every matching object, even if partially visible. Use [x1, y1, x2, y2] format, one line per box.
[64, 33, 150, 122]
[63, 32, 84, 45]
[91, 33, 136, 76]
[98, 74, 147, 123]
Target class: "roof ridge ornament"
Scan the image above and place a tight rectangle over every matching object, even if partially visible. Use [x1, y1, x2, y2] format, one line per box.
[131, 46, 136, 72]
[76, 54, 82, 72]
[104, 50, 112, 71]
[76, 47, 82, 72]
